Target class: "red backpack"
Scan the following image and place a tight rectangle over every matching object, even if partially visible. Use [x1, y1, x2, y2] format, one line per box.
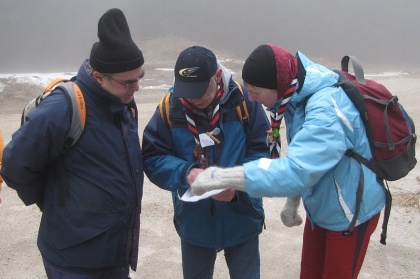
[334, 55, 417, 244]
[337, 56, 416, 181]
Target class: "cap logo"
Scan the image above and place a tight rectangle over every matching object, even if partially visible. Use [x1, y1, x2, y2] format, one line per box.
[179, 67, 200, 78]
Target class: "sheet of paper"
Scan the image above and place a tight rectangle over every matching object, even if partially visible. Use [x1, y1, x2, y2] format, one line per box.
[180, 188, 224, 202]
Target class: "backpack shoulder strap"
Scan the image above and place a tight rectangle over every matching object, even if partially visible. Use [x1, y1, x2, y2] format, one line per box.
[233, 81, 250, 126]
[159, 92, 172, 130]
[56, 81, 86, 206]
[21, 78, 73, 126]
[233, 81, 252, 155]
[44, 78, 70, 94]
[56, 81, 86, 150]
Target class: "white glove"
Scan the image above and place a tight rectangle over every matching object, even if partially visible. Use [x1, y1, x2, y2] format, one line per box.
[191, 166, 245, 196]
[280, 195, 303, 227]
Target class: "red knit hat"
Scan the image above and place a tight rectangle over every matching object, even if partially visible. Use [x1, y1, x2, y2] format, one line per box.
[242, 43, 297, 98]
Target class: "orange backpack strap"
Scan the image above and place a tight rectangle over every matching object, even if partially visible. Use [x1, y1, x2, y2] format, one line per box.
[58, 82, 86, 148]
[44, 78, 70, 94]
[234, 81, 250, 126]
[159, 92, 172, 130]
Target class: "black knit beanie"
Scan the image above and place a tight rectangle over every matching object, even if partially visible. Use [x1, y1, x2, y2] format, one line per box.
[90, 8, 144, 73]
[242, 44, 277, 89]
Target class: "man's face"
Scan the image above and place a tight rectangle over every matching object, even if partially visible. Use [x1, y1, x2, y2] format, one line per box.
[97, 67, 144, 104]
[185, 69, 222, 109]
[185, 77, 217, 109]
[244, 81, 278, 108]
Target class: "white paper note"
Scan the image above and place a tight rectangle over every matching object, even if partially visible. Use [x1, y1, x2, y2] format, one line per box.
[180, 188, 224, 202]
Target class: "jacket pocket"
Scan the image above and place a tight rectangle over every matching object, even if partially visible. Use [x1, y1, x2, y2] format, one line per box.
[47, 207, 124, 250]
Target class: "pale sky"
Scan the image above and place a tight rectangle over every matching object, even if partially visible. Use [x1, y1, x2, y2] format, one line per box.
[0, 0, 418, 72]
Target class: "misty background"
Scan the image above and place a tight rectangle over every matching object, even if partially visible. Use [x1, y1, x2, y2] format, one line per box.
[0, 0, 419, 73]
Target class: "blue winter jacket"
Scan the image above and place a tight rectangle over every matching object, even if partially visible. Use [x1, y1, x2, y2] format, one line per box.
[244, 52, 385, 231]
[142, 67, 270, 249]
[0, 60, 143, 271]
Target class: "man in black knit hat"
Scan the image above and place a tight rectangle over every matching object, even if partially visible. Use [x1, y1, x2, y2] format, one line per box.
[1, 8, 144, 278]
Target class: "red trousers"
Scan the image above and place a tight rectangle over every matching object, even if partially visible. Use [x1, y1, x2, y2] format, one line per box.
[300, 213, 380, 279]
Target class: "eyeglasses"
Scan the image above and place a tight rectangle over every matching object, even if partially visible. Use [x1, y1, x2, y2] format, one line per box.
[103, 71, 145, 89]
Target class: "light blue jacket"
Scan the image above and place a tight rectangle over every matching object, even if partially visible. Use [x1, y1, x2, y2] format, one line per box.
[244, 52, 385, 231]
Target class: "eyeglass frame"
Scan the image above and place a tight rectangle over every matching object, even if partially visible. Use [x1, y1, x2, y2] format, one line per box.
[102, 70, 145, 89]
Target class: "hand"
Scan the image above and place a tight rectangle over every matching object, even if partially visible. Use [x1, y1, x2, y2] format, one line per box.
[191, 166, 226, 195]
[280, 195, 303, 227]
[187, 168, 204, 186]
[211, 188, 236, 202]
[191, 166, 245, 196]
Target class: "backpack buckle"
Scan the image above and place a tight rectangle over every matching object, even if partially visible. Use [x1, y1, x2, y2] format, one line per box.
[342, 230, 353, 236]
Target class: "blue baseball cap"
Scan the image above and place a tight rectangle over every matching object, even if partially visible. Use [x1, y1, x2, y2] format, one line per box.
[173, 46, 217, 99]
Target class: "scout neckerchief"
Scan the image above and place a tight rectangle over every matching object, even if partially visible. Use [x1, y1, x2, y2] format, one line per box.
[181, 81, 224, 168]
[267, 77, 298, 158]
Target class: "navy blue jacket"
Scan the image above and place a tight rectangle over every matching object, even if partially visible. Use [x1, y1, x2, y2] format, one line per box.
[142, 68, 270, 249]
[0, 60, 143, 270]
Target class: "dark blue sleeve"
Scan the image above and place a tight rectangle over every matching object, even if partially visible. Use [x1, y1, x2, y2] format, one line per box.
[0, 90, 71, 205]
[142, 106, 196, 192]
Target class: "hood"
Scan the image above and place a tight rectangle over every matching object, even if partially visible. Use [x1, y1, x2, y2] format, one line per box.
[217, 61, 235, 103]
[291, 52, 339, 103]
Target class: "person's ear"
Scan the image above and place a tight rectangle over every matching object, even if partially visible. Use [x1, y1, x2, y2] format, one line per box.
[215, 68, 223, 83]
[92, 71, 104, 85]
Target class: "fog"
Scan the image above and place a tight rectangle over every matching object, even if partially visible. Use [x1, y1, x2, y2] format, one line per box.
[1, 0, 419, 73]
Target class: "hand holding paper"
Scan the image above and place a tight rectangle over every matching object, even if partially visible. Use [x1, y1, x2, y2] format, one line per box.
[191, 166, 246, 196]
